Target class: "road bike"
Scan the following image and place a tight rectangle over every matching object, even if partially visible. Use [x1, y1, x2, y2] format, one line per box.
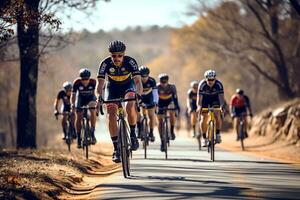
[202, 107, 222, 162]
[100, 97, 139, 178]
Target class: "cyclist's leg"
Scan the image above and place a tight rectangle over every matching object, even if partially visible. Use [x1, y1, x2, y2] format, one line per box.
[169, 110, 176, 140]
[88, 97, 97, 144]
[200, 112, 209, 146]
[61, 113, 67, 139]
[125, 90, 139, 150]
[215, 110, 222, 143]
[147, 106, 156, 141]
[191, 111, 197, 137]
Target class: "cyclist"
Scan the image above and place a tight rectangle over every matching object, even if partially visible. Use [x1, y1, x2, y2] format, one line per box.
[230, 88, 253, 140]
[197, 70, 225, 147]
[54, 81, 75, 140]
[157, 73, 180, 152]
[137, 66, 158, 142]
[96, 40, 143, 163]
[71, 68, 97, 148]
[187, 81, 198, 138]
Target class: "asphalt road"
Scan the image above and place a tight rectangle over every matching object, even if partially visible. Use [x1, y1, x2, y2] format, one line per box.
[91, 135, 300, 200]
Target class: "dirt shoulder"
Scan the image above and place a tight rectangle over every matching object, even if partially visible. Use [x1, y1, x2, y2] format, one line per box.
[219, 130, 300, 167]
[0, 142, 120, 200]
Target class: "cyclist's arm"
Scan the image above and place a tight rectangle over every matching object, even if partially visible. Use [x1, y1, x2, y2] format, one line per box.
[244, 95, 253, 115]
[133, 75, 143, 96]
[54, 98, 61, 112]
[172, 85, 180, 112]
[219, 93, 225, 108]
[97, 78, 105, 98]
[197, 94, 203, 111]
[71, 81, 78, 107]
[152, 88, 159, 104]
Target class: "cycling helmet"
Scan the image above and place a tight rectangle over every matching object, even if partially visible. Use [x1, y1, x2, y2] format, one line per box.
[190, 81, 198, 88]
[236, 88, 244, 95]
[204, 69, 216, 79]
[158, 73, 169, 82]
[139, 66, 150, 76]
[79, 68, 91, 78]
[63, 81, 72, 90]
[108, 40, 126, 53]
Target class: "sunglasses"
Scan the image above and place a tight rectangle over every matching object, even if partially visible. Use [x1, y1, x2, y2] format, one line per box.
[111, 54, 124, 58]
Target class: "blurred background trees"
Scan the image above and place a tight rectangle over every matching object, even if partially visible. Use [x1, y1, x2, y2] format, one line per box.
[0, 0, 299, 148]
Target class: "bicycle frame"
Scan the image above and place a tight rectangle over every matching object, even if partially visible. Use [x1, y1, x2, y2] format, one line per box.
[202, 107, 222, 161]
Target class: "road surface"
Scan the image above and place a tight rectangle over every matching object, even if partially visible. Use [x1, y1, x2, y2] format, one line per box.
[91, 133, 300, 200]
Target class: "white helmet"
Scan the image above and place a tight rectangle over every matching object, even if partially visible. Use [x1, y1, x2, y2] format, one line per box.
[204, 70, 216, 79]
[190, 81, 198, 88]
[63, 81, 72, 90]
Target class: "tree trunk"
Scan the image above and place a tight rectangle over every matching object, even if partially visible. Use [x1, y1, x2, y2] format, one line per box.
[16, 0, 40, 149]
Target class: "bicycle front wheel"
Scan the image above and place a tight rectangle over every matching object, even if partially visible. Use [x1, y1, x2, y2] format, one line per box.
[163, 120, 168, 160]
[84, 119, 90, 159]
[120, 120, 130, 178]
[209, 120, 215, 161]
[66, 121, 71, 152]
[239, 122, 245, 151]
[142, 118, 148, 159]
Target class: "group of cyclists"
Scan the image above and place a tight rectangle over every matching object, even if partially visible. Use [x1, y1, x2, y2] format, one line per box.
[54, 40, 253, 163]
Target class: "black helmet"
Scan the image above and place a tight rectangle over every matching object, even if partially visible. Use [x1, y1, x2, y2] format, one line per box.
[63, 81, 72, 90]
[108, 40, 126, 53]
[236, 88, 244, 95]
[139, 66, 150, 76]
[158, 73, 169, 82]
[79, 68, 91, 78]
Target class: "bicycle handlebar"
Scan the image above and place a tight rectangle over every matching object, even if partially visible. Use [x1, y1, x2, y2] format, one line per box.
[99, 97, 140, 115]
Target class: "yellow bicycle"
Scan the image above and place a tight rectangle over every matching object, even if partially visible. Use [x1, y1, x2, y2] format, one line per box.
[202, 107, 222, 162]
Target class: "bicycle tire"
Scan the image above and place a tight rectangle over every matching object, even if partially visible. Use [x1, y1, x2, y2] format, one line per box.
[210, 121, 215, 162]
[240, 122, 245, 151]
[120, 119, 130, 178]
[84, 118, 89, 159]
[164, 119, 168, 160]
[142, 118, 148, 159]
[66, 121, 71, 152]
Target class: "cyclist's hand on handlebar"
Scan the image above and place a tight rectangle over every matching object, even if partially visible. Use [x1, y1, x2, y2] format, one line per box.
[54, 110, 59, 120]
[249, 113, 253, 118]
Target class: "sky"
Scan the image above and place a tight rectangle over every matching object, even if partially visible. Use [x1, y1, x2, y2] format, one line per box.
[56, 0, 206, 32]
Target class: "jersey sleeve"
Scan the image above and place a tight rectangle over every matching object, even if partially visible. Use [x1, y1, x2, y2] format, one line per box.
[57, 90, 64, 100]
[244, 95, 251, 107]
[215, 81, 224, 94]
[97, 60, 108, 79]
[150, 78, 157, 89]
[72, 79, 80, 93]
[128, 58, 140, 77]
[198, 80, 206, 95]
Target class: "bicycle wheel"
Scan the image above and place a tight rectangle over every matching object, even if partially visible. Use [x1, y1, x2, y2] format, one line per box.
[163, 120, 168, 160]
[239, 122, 245, 151]
[209, 121, 215, 161]
[142, 118, 148, 159]
[120, 119, 130, 178]
[66, 121, 71, 152]
[84, 119, 89, 159]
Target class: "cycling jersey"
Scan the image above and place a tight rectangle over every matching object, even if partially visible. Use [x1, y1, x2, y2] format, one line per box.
[198, 79, 224, 108]
[141, 76, 157, 109]
[230, 94, 250, 116]
[97, 56, 140, 100]
[157, 83, 179, 114]
[72, 78, 97, 108]
[57, 90, 71, 112]
[187, 89, 197, 111]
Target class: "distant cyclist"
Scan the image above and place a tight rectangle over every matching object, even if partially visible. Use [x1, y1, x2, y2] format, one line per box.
[230, 89, 253, 140]
[157, 73, 180, 152]
[96, 40, 143, 163]
[137, 66, 158, 142]
[54, 81, 75, 140]
[71, 68, 98, 148]
[197, 70, 225, 147]
[187, 81, 198, 138]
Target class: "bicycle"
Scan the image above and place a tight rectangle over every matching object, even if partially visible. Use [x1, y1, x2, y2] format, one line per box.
[78, 105, 96, 159]
[158, 107, 177, 160]
[56, 112, 75, 152]
[237, 114, 249, 151]
[201, 107, 222, 162]
[139, 104, 150, 159]
[100, 97, 139, 178]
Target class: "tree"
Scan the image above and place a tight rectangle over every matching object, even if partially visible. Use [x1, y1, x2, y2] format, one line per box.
[187, 0, 300, 99]
[0, 0, 108, 148]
